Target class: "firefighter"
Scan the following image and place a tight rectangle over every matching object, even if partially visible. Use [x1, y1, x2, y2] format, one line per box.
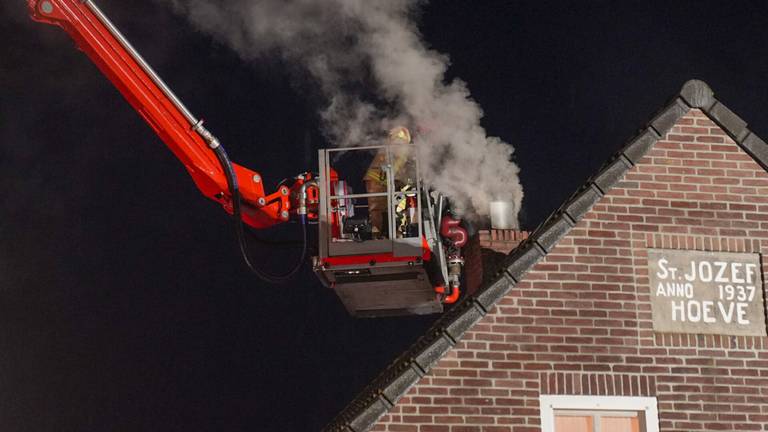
[364, 126, 412, 238]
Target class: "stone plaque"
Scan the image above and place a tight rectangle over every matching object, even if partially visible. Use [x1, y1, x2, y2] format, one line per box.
[647, 249, 766, 336]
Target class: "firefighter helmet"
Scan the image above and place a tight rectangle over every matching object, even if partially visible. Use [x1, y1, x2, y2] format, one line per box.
[388, 126, 411, 144]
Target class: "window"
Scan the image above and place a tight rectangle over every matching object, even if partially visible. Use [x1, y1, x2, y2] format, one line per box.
[540, 396, 659, 432]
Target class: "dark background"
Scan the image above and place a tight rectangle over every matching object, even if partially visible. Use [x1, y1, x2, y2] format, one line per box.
[3, 1, 768, 430]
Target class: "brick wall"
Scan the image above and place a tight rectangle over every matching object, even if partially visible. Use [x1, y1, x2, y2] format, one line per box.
[369, 110, 768, 432]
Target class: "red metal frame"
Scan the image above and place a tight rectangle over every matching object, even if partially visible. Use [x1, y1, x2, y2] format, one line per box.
[321, 236, 432, 267]
[27, 0, 300, 228]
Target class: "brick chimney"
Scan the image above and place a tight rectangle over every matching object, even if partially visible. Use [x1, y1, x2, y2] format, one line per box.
[464, 228, 529, 296]
[479, 228, 529, 253]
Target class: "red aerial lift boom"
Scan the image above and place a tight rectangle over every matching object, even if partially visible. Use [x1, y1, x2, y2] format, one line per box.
[27, 0, 310, 229]
[27, 0, 468, 317]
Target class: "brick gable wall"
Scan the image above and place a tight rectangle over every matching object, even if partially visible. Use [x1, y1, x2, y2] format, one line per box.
[370, 110, 768, 432]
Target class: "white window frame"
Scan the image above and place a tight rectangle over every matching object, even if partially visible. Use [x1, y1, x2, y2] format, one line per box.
[539, 395, 659, 432]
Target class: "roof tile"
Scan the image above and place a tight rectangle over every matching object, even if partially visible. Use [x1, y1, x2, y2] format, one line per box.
[707, 101, 749, 143]
[412, 331, 454, 373]
[534, 215, 574, 252]
[622, 129, 659, 164]
[563, 185, 602, 222]
[444, 301, 486, 341]
[740, 132, 768, 170]
[650, 98, 688, 136]
[593, 157, 632, 194]
[679, 79, 715, 109]
[503, 241, 545, 282]
[349, 398, 390, 432]
[474, 273, 515, 312]
[381, 366, 422, 405]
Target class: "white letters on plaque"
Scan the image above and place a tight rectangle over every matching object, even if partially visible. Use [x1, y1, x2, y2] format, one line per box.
[648, 249, 766, 336]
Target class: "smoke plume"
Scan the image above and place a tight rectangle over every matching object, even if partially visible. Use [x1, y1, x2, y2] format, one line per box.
[162, 0, 523, 224]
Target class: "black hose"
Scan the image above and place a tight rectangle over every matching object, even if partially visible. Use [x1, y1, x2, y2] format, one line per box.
[212, 144, 307, 283]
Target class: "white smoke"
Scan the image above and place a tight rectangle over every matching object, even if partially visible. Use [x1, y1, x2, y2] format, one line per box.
[161, 0, 522, 224]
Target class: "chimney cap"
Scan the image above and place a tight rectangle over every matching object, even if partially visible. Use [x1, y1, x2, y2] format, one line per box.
[490, 201, 516, 229]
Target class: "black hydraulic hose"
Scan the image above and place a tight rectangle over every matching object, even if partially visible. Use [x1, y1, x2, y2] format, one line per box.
[212, 145, 307, 283]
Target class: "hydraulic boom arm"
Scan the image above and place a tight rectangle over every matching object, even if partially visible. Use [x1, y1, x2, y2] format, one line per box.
[28, 0, 305, 228]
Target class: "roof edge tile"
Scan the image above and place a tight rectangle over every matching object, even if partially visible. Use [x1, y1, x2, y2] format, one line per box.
[474, 273, 516, 311]
[707, 100, 750, 143]
[444, 301, 486, 341]
[741, 132, 768, 171]
[381, 366, 421, 406]
[593, 157, 633, 194]
[679, 79, 715, 110]
[348, 398, 390, 432]
[622, 128, 660, 164]
[534, 215, 574, 252]
[412, 332, 454, 372]
[503, 240, 546, 282]
[650, 97, 688, 136]
[563, 184, 602, 222]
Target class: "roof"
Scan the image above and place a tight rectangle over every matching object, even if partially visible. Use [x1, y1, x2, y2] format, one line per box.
[323, 80, 768, 432]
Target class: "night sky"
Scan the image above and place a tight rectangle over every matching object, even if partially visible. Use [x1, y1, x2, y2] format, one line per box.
[3, 1, 768, 430]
